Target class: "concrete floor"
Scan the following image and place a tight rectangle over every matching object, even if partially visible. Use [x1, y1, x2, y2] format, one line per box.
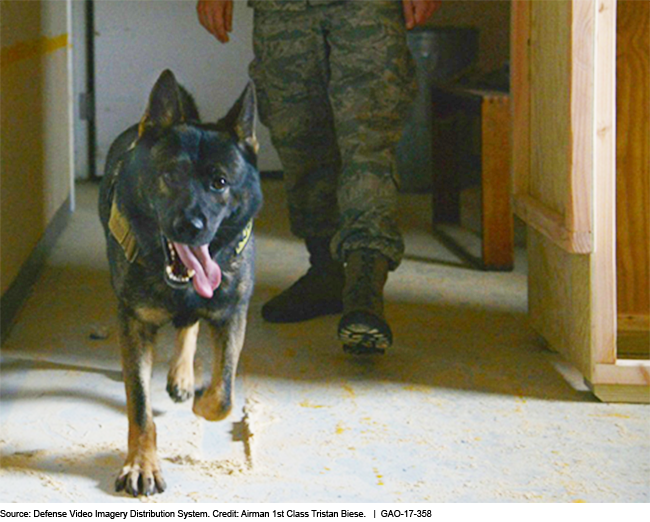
[1, 179, 648, 503]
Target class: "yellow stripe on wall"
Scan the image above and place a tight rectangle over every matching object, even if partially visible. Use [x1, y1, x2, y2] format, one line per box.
[1, 33, 69, 70]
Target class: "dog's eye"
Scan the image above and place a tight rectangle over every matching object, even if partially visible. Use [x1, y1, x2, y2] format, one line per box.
[211, 177, 228, 192]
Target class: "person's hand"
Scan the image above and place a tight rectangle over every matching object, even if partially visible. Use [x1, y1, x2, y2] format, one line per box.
[403, 0, 442, 30]
[197, 0, 233, 43]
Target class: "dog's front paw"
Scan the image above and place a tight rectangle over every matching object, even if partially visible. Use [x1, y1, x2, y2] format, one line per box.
[192, 386, 232, 421]
[167, 363, 194, 403]
[115, 455, 166, 497]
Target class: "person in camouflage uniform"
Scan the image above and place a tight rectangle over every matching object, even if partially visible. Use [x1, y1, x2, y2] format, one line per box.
[198, 0, 440, 354]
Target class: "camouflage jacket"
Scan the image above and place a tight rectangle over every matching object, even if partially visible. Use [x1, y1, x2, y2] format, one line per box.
[248, 0, 345, 11]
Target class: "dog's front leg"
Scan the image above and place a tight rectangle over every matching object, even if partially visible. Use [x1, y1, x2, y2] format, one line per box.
[193, 307, 247, 421]
[167, 322, 200, 403]
[115, 309, 166, 496]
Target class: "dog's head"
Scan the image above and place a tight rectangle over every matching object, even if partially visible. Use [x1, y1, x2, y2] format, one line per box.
[129, 70, 261, 299]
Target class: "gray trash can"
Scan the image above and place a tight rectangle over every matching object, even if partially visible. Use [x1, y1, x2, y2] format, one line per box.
[396, 27, 479, 193]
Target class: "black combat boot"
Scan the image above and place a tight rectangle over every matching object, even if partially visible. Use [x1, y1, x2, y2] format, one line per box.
[261, 237, 344, 323]
[337, 249, 392, 355]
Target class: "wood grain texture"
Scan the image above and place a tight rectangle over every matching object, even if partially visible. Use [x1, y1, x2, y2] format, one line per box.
[591, 0, 619, 370]
[616, 0, 650, 326]
[511, 0, 531, 199]
[513, 0, 593, 255]
[518, 0, 647, 399]
[514, 194, 592, 253]
[568, 0, 595, 235]
[481, 95, 514, 270]
[529, 0, 571, 217]
[528, 229, 593, 379]
[592, 359, 650, 393]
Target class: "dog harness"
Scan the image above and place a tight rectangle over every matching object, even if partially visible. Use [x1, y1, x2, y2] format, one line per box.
[109, 197, 140, 263]
[108, 153, 253, 264]
[109, 198, 253, 264]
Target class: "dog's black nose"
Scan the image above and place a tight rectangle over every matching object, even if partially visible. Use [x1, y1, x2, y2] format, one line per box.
[173, 214, 205, 239]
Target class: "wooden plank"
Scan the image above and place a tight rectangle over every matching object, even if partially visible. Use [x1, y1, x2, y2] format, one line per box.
[590, 0, 618, 370]
[528, 0, 572, 217]
[514, 194, 592, 253]
[481, 95, 514, 270]
[528, 228, 593, 379]
[590, 384, 650, 404]
[567, 0, 595, 235]
[616, 0, 650, 326]
[618, 313, 650, 332]
[592, 359, 650, 386]
[511, 0, 531, 201]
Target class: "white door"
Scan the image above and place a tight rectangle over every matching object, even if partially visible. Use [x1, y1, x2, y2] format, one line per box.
[93, 0, 280, 176]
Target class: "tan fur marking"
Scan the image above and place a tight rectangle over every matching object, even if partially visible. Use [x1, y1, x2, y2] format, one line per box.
[135, 307, 170, 326]
[193, 311, 247, 421]
[116, 313, 166, 495]
[167, 323, 199, 402]
[138, 113, 149, 137]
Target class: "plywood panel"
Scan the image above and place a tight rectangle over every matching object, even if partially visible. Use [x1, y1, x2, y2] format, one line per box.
[515, 0, 592, 254]
[523, 0, 617, 382]
[528, 229, 593, 378]
[529, 0, 571, 217]
[616, 0, 650, 329]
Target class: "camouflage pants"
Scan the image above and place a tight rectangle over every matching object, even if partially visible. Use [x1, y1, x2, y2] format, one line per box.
[249, 0, 416, 269]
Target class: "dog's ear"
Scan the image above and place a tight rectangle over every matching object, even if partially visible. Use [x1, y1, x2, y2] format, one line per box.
[138, 70, 184, 137]
[221, 82, 258, 154]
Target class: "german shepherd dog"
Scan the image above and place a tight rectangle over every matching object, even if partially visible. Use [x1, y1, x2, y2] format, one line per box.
[99, 70, 262, 496]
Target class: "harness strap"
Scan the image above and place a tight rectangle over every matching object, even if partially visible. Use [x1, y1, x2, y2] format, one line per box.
[235, 220, 254, 255]
[109, 196, 140, 263]
[109, 192, 253, 263]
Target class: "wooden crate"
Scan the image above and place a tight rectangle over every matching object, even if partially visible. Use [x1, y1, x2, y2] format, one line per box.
[511, 0, 649, 402]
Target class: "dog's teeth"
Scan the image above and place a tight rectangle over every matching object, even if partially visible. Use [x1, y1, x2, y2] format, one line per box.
[165, 264, 194, 284]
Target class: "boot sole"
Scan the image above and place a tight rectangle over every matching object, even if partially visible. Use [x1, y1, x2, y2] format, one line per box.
[338, 311, 392, 355]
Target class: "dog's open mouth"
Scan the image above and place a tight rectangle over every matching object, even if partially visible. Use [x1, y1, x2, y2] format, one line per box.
[163, 238, 222, 299]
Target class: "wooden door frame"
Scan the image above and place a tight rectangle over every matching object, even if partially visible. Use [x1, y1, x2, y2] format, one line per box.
[511, 0, 649, 402]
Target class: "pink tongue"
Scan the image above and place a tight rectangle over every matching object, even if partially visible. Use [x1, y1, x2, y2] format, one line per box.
[173, 243, 222, 299]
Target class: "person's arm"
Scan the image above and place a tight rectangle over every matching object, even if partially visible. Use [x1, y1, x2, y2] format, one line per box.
[197, 0, 233, 43]
[403, 0, 442, 30]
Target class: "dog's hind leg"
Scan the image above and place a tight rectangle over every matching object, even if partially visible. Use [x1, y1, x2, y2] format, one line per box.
[193, 307, 247, 421]
[115, 309, 166, 496]
[167, 322, 199, 403]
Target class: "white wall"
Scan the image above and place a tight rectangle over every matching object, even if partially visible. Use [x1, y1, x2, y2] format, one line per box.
[94, 0, 281, 175]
